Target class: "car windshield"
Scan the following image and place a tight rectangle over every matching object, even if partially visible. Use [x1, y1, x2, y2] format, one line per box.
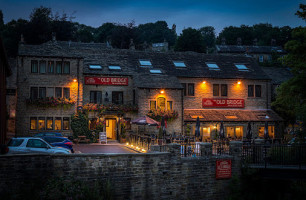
[8, 139, 24, 146]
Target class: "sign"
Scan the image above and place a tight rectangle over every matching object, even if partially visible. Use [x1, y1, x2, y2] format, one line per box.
[216, 159, 232, 179]
[202, 98, 244, 108]
[85, 77, 128, 86]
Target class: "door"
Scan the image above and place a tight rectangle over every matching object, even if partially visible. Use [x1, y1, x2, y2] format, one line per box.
[106, 119, 116, 139]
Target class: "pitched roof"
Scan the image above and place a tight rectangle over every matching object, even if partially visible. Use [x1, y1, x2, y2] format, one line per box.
[216, 45, 285, 54]
[184, 109, 283, 122]
[261, 67, 292, 84]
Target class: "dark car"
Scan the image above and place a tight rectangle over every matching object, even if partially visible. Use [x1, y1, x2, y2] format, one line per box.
[34, 132, 63, 137]
[41, 136, 74, 153]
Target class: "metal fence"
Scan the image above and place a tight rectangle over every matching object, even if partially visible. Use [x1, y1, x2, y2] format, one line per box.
[242, 144, 306, 169]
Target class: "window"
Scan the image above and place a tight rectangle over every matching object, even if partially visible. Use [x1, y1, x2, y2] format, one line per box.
[89, 65, 102, 69]
[235, 126, 243, 138]
[26, 139, 48, 148]
[225, 115, 238, 119]
[213, 84, 227, 97]
[235, 64, 249, 71]
[8, 139, 24, 147]
[46, 117, 53, 130]
[112, 91, 123, 105]
[139, 60, 152, 67]
[259, 55, 264, 63]
[30, 87, 38, 100]
[48, 61, 54, 73]
[38, 117, 45, 130]
[39, 61, 46, 74]
[248, 85, 261, 97]
[47, 87, 54, 97]
[157, 97, 166, 110]
[55, 87, 62, 98]
[31, 60, 38, 73]
[173, 61, 186, 68]
[221, 84, 227, 97]
[182, 83, 187, 96]
[30, 117, 37, 130]
[63, 88, 70, 99]
[188, 83, 194, 96]
[55, 117, 62, 130]
[202, 127, 211, 137]
[150, 69, 162, 74]
[56, 61, 62, 74]
[38, 87, 46, 98]
[63, 62, 70, 74]
[6, 89, 16, 96]
[108, 65, 121, 70]
[206, 63, 220, 70]
[167, 101, 173, 111]
[90, 91, 102, 104]
[258, 126, 275, 138]
[63, 117, 69, 130]
[150, 101, 156, 110]
[213, 84, 219, 96]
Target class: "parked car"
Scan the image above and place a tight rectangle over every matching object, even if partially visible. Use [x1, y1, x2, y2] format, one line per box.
[7, 137, 71, 154]
[34, 132, 63, 137]
[41, 136, 74, 153]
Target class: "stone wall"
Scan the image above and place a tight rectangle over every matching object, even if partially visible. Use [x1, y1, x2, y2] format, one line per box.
[0, 142, 242, 200]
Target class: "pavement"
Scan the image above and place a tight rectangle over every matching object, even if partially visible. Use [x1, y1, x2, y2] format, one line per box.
[73, 142, 138, 154]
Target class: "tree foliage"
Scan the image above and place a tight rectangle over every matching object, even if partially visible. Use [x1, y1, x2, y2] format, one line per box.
[174, 28, 205, 53]
[198, 26, 216, 50]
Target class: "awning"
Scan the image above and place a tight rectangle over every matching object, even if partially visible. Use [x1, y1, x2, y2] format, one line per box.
[184, 109, 283, 122]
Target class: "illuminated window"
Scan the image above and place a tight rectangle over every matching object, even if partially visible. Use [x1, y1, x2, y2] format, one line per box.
[30, 117, 37, 130]
[226, 126, 243, 138]
[173, 61, 186, 68]
[202, 127, 211, 137]
[150, 101, 156, 110]
[39, 61, 46, 74]
[206, 63, 220, 70]
[55, 118, 62, 130]
[38, 117, 45, 130]
[31, 60, 38, 73]
[63, 117, 69, 130]
[167, 101, 173, 110]
[139, 60, 152, 67]
[46, 117, 53, 130]
[235, 126, 243, 138]
[258, 126, 275, 138]
[89, 65, 102, 69]
[226, 127, 235, 138]
[150, 69, 162, 74]
[157, 97, 166, 110]
[235, 64, 249, 71]
[108, 65, 121, 70]
[225, 115, 238, 119]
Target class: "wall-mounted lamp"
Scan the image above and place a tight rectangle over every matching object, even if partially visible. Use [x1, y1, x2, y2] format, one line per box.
[73, 79, 77, 82]
[237, 81, 241, 85]
[160, 90, 165, 94]
[202, 81, 206, 84]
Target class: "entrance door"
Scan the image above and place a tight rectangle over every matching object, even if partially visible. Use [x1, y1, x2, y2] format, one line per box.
[106, 119, 116, 139]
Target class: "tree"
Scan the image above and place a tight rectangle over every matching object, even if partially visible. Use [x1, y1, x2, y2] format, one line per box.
[95, 22, 116, 43]
[174, 28, 205, 53]
[198, 26, 216, 51]
[296, 3, 306, 20]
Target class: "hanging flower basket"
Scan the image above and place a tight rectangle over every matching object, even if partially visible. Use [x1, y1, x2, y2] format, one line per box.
[147, 109, 178, 122]
[26, 97, 75, 108]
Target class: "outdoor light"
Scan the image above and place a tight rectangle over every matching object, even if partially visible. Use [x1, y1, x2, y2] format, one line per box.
[160, 90, 165, 94]
[73, 79, 77, 82]
[213, 126, 217, 129]
[237, 81, 241, 85]
[126, 142, 129, 145]
[202, 81, 206, 84]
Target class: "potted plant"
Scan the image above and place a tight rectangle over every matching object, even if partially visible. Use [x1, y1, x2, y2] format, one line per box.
[120, 122, 127, 143]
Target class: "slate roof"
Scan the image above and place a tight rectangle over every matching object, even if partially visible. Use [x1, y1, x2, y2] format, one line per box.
[261, 67, 292, 85]
[19, 40, 272, 88]
[216, 45, 285, 54]
[184, 109, 283, 122]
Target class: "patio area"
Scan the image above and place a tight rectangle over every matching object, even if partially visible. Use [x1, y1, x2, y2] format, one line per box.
[73, 142, 137, 154]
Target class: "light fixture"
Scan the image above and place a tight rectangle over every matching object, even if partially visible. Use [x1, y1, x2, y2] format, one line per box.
[202, 81, 206, 84]
[237, 81, 241, 85]
[160, 90, 165, 94]
[73, 79, 77, 82]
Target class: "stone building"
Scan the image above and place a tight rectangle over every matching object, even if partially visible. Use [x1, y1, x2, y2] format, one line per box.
[16, 39, 283, 140]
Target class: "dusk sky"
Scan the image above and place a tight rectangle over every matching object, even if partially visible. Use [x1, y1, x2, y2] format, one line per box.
[0, 0, 305, 34]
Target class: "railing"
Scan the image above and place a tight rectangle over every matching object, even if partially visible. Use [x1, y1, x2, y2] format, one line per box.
[212, 140, 230, 155]
[242, 144, 306, 169]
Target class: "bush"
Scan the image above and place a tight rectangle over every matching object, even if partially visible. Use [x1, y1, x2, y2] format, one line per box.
[71, 112, 90, 138]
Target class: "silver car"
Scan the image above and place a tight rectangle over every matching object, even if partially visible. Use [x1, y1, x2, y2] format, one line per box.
[7, 137, 71, 154]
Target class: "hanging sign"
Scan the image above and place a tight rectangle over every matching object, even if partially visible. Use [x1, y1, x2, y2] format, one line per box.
[216, 159, 232, 179]
[202, 98, 244, 108]
[85, 77, 128, 86]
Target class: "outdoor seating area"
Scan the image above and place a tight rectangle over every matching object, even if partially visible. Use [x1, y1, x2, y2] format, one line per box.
[73, 136, 90, 144]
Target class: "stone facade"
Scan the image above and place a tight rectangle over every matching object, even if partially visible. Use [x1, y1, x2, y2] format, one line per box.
[0, 142, 242, 200]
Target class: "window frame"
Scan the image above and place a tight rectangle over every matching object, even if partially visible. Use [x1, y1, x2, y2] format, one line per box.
[30, 117, 37, 130]
[48, 61, 54, 74]
[213, 84, 219, 96]
[173, 61, 186, 68]
[206, 63, 220, 71]
[248, 85, 262, 98]
[31, 60, 38, 73]
[63, 61, 70, 74]
[63, 117, 70, 130]
[63, 88, 70, 99]
[187, 83, 195, 96]
[112, 91, 123, 105]
[90, 91, 102, 104]
[55, 61, 62, 74]
[46, 117, 53, 130]
[39, 60, 46, 74]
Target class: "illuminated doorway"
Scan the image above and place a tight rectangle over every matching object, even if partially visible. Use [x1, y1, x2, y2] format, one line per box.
[106, 119, 116, 139]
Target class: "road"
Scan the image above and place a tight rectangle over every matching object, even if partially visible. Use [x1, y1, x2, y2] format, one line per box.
[74, 144, 137, 154]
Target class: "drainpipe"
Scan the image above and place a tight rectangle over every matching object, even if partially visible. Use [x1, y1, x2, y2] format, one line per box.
[77, 59, 80, 107]
[181, 88, 184, 135]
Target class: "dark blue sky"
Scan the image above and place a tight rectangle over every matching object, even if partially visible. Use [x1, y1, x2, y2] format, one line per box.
[0, 0, 305, 33]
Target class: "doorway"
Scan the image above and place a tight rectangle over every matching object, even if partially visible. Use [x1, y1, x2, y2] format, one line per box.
[106, 119, 116, 140]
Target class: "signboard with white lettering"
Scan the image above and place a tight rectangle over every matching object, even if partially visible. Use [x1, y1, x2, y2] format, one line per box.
[216, 159, 232, 179]
[202, 98, 244, 108]
[85, 77, 128, 86]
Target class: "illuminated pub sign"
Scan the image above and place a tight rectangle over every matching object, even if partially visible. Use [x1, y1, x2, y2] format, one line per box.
[202, 98, 244, 108]
[216, 159, 232, 179]
[85, 77, 128, 86]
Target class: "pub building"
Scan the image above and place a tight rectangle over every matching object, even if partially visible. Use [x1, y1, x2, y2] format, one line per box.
[15, 38, 283, 140]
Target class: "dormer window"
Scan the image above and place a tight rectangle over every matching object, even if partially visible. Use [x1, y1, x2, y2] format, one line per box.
[150, 69, 162, 74]
[173, 61, 186, 68]
[108, 65, 121, 70]
[139, 60, 152, 67]
[89, 65, 102, 70]
[235, 64, 249, 71]
[206, 63, 220, 71]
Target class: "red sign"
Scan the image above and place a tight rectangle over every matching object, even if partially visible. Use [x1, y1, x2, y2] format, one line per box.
[216, 159, 232, 179]
[85, 77, 128, 86]
[202, 98, 244, 108]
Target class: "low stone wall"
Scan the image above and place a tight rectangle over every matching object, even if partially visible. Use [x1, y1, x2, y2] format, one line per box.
[0, 142, 242, 200]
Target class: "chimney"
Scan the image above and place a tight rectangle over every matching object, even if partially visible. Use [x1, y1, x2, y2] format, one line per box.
[52, 32, 56, 42]
[20, 34, 24, 44]
[237, 37, 242, 46]
[221, 37, 226, 45]
[271, 39, 276, 46]
[253, 38, 258, 46]
[129, 39, 135, 50]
